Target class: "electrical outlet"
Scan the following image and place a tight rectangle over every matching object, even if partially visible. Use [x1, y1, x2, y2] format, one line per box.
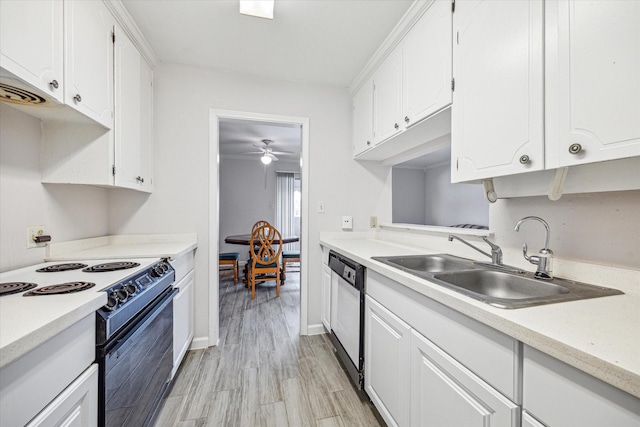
[370, 216, 378, 228]
[341, 216, 353, 230]
[317, 201, 325, 213]
[27, 225, 46, 249]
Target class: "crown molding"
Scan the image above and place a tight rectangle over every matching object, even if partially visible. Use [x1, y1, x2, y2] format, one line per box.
[348, 0, 436, 94]
[104, 0, 159, 68]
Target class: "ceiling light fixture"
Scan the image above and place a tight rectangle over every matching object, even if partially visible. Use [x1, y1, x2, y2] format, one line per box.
[261, 153, 272, 165]
[239, 0, 274, 19]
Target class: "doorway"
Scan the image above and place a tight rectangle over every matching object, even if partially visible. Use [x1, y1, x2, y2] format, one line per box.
[209, 109, 310, 347]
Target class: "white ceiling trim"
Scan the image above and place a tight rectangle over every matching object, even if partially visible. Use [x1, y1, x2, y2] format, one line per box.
[104, 0, 159, 67]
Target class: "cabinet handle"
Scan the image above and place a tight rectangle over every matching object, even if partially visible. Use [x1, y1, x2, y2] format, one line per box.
[404, 116, 410, 124]
[519, 155, 530, 164]
[73, 94, 82, 103]
[568, 143, 582, 154]
[49, 80, 59, 89]
[394, 123, 399, 130]
[366, 141, 371, 146]
[136, 176, 144, 183]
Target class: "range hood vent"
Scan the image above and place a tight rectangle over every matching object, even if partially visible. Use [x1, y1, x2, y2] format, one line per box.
[0, 82, 47, 106]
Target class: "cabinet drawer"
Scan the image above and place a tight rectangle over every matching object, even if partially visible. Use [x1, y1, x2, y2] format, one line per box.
[523, 345, 640, 427]
[367, 270, 520, 402]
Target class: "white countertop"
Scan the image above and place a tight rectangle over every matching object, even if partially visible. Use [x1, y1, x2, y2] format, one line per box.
[0, 257, 161, 368]
[45, 233, 198, 261]
[320, 234, 640, 399]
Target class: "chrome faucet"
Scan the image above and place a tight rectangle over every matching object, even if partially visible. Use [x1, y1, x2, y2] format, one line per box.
[514, 216, 554, 280]
[448, 235, 503, 266]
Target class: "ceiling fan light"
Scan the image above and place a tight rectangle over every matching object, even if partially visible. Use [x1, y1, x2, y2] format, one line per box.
[239, 0, 274, 19]
[261, 154, 272, 165]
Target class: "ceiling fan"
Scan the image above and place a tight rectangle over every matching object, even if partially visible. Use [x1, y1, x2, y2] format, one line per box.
[244, 139, 294, 165]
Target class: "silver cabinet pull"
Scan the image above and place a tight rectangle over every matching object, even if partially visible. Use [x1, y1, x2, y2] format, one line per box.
[568, 143, 582, 154]
[136, 176, 144, 183]
[73, 94, 82, 103]
[404, 116, 410, 123]
[519, 155, 530, 164]
[49, 80, 59, 89]
[394, 123, 399, 130]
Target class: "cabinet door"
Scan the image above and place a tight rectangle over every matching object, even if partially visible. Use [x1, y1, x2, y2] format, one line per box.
[373, 47, 403, 145]
[522, 410, 548, 427]
[402, 0, 452, 127]
[365, 296, 411, 427]
[114, 25, 153, 192]
[26, 364, 98, 427]
[410, 330, 519, 427]
[321, 263, 332, 331]
[173, 271, 194, 378]
[546, 0, 640, 168]
[452, 0, 544, 182]
[353, 77, 374, 156]
[65, 0, 113, 128]
[0, 0, 64, 102]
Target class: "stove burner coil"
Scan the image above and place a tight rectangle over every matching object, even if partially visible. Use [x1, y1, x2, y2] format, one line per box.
[0, 282, 38, 296]
[23, 282, 95, 296]
[0, 83, 47, 105]
[36, 263, 88, 273]
[83, 262, 141, 273]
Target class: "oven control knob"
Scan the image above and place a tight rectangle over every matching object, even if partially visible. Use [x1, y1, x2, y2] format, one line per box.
[115, 287, 128, 303]
[124, 283, 137, 296]
[152, 265, 164, 277]
[105, 292, 118, 311]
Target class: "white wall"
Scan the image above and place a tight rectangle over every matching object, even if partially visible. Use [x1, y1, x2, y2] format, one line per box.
[490, 191, 640, 270]
[424, 162, 488, 227]
[0, 104, 109, 272]
[108, 62, 392, 342]
[392, 167, 426, 224]
[218, 157, 300, 262]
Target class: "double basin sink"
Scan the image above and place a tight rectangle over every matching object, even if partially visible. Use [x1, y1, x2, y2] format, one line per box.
[372, 254, 623, 309]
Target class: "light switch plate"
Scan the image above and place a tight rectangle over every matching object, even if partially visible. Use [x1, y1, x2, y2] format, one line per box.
[341, 216, 353, 230]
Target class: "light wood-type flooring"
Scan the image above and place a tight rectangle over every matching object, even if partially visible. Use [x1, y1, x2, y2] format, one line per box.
[153, 271, 384, 426]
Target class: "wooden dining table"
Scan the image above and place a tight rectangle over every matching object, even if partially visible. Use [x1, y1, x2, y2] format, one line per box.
[224, 234, 299, 245]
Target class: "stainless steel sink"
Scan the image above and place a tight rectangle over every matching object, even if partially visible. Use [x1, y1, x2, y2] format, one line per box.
[372, 254, 478, 273]
[372, 254, 624, 309]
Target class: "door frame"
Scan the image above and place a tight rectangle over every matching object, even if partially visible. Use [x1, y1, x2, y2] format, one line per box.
[208, 109, 310, 346]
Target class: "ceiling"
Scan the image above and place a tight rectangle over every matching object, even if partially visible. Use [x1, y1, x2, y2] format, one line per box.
[121, 0, 413, 87]
[218, 118, 302, 161]
[121, 0, 413, 162]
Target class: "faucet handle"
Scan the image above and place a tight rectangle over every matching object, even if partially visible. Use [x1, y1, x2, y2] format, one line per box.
[522, 243, 540, 265]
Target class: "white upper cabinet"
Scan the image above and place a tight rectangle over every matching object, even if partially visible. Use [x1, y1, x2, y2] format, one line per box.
[64, 0, 114, 129]
[545, 0, 640, 169]
[402, 0, 452, 127]
[0, 0, 64, 103]
[451, 0, 544, 182]
[353, 76, 374, 156]
[373, 46, 403, 145]
[353, 1, 453, 160]
[114, 25, 153, 192]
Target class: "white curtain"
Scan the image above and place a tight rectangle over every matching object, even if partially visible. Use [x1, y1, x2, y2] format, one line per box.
[275, 172, 299, 251]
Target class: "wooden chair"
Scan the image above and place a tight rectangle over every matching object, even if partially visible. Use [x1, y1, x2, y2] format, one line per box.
[282, 250, 300, 272]
[247, 224, 282, 299]
[219, 252, 240, 285]
[244, 220, 271, 284]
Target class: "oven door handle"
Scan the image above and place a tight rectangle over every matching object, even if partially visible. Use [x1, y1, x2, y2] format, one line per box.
[105, 287, 178, 357]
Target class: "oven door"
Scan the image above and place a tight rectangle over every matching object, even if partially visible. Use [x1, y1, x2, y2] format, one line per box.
[97, 287, 178, 427]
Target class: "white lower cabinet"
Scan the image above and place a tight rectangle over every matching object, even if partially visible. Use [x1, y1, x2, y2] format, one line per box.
[27, 364, 98, 427]
[364, 271, 520, 427]
[410, 330, 519, 427]
[523, 345, 640, 427]
[364, 295, 411, 427]
[172, 270, 194, 378]
[321, 263, 332, 331]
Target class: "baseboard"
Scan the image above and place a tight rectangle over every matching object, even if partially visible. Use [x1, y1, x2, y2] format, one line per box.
[306, 323, 326, 335]
[189, 336, 210, 350]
